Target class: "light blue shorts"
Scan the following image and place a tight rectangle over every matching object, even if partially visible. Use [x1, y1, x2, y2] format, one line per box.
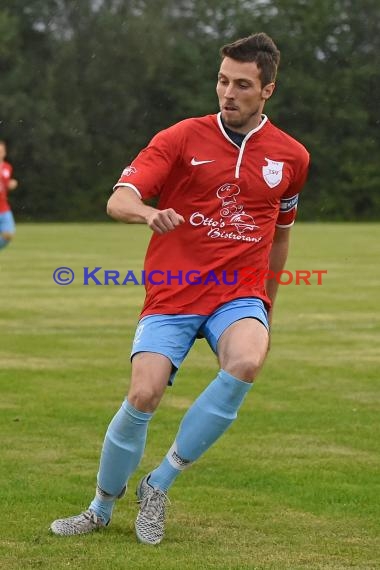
[0, 211, 15, 234]
[131, 297, 269, 384]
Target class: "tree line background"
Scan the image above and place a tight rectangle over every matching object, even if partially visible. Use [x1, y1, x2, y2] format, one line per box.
[0, 0, 379, 222]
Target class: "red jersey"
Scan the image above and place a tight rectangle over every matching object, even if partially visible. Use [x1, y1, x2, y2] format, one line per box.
[114, 113, 309, 317]
[0, 161, 13, 213]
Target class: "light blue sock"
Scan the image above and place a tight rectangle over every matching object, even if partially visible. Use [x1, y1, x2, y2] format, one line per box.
[0, 236, 10, 250]
[89, 399, 152, 522]
[149, 369, 252, 491]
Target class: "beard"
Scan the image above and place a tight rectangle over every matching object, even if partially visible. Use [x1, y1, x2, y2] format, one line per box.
[221, 106, 262, 132]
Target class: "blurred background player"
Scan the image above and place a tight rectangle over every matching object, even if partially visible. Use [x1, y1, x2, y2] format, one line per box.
[0, 140, 18, 251]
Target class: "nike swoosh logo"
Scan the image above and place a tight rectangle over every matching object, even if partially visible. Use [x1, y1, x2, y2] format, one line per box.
[191, 157, 215, 166]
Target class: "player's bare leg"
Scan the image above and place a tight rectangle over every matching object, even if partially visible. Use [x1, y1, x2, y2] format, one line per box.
[128, 352, 172, 412]
[0, 231, 13, 250]
[217, 317, 269, 380]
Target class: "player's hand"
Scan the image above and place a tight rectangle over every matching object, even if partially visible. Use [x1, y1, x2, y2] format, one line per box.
[146, 208, 185, 234]
[8, 179, 18, 190]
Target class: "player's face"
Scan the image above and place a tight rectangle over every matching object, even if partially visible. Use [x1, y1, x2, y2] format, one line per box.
[216, 57, 275, 133]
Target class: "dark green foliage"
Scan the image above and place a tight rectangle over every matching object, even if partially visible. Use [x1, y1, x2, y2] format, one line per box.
[0, 0, 379, 221]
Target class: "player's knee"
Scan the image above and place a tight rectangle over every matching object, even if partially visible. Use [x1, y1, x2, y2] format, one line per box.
[128, 385, 162, 413]
[223, 355, 263, 382]
[1, 232, 13, 241]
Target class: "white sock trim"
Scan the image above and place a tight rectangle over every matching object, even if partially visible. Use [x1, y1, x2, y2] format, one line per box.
[166, 441, 192, 471]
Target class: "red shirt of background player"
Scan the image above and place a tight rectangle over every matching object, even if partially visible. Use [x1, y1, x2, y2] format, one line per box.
[0, 160, 14, 213]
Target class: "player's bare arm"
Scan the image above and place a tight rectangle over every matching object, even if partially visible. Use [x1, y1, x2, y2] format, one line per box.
[107, 187, 185, 234]
[266, 226, 292, 326]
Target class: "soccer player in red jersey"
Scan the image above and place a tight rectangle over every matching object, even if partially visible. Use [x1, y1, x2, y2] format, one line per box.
[51, 33, 310, 543]
[0, 141, 18, 251]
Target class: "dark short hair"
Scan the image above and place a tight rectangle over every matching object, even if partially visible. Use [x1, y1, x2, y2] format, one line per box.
[220, 33, 280, 87]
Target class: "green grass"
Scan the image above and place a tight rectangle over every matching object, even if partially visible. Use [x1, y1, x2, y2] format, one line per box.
[0, 222, 379, 570]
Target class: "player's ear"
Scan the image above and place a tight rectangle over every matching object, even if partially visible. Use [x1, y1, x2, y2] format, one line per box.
[262, 82, 275, 100]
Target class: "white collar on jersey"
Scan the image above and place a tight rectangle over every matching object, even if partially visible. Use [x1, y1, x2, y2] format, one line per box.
[216, 113, 269, 178]
[217, 112, 268, 147]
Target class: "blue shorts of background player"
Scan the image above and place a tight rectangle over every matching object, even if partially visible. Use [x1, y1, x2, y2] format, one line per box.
[131, 297, 269, 384]
[0, 210, 16, 250]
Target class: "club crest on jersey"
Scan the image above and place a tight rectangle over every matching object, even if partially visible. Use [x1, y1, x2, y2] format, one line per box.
[122, 165, 137, 177]
[262, 158, 284, 188]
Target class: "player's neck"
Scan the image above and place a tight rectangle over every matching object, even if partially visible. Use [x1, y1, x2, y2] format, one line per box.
[221, 115, 264, 136]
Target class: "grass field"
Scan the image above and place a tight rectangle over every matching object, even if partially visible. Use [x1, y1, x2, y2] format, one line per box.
[1, 222, 379, 570]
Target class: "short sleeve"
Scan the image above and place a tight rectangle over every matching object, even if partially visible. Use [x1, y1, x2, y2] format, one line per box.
[276, 151, 310, 228]
[113, 125, 182, 201]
